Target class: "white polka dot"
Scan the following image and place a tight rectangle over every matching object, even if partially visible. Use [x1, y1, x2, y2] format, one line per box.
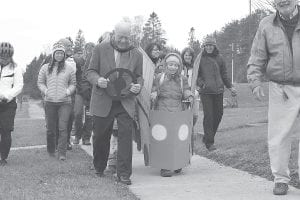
[151, 124, 167, 141]
[178, 124, 189, 141]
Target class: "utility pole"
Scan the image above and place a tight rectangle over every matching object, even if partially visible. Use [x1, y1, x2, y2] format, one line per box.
[231, 43, 234, 85]
[249, 0, 252, 15]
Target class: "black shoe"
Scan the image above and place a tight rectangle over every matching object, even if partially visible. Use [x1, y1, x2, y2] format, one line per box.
[118, 176, 132, 185]
[82, 139, 91, 145]
[273, 182, 288, 195]
[0, 159, 7, 166]
[206, 144, 217, 152]
[106, 165, 117, 174]
[67, 143, 72, 150]
[95, 170, 104, 177]
[160, 169, 173, 177]
[73, 137, 80, 145]
[174, 168, 182, 174]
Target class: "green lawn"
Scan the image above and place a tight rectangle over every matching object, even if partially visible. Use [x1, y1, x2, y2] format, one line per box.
[1, 147, 138, 200]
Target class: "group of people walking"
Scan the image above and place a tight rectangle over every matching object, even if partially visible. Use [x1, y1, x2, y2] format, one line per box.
[0, 0, 300, 196]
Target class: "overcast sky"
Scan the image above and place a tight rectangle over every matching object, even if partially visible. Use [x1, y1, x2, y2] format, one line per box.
[1, 0, 251, 69]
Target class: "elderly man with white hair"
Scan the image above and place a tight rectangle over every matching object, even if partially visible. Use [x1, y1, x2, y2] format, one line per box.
[86, 20, 143, 185]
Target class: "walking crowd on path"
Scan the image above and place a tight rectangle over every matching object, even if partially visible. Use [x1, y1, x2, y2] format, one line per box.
[0, 0, 300, 196]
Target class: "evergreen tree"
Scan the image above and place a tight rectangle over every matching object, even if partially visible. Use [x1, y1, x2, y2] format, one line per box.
[187, 27, 201, 56]
[141, 12, 167, 49]
[73, 29, 86, 54]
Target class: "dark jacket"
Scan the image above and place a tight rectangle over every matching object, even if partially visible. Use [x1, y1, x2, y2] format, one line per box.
[78, 53, 93, 103]
[197, 49, 232, 94]
[86, 40, 143, 118]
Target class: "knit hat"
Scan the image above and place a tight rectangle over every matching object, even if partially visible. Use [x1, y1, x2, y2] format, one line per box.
[163, 52, 183, 74]
[0, 42, 14, 58]
[52, 42, 66, 54]
[203, 36, 217, 46]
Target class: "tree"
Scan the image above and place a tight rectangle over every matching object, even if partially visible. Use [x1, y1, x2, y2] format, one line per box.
[187, 27, 201, 56]
[131, 15, 144, 47]
[73, 29, 86, 54]
[141, 12, 167, 49]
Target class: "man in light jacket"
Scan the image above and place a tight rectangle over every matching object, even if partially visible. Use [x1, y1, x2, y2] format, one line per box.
[247, 0, 300, 195]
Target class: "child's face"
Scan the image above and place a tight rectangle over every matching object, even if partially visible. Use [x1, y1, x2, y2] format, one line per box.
[166, 56, 180, 75]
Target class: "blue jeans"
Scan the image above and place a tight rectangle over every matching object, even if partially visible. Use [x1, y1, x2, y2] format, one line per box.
[44, 102, 72, 156]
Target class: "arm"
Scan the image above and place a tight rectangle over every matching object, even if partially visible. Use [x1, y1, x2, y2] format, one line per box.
[219, 58, 232, 89]
[247, 22, 268, 90]
[37, 65, 48, 95]
[4, 66, 24, 102]
[67, 66, 76, 95]
[86, 45, 101, 86]
[196, 66, 205, 88]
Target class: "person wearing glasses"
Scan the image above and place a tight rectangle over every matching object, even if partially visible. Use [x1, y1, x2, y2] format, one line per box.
[86, 20, 143, 185]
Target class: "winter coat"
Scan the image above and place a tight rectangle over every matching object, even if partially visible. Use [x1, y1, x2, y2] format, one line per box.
[152, 72, 191, 112]
[197, 50, 232, 94]
[0, 63, 23, 103]
[37, 63, 76, 103]
[247, 7, 300, 89]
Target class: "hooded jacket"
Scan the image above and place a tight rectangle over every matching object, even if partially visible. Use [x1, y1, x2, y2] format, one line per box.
[152, 53, 192, 112]
[197, 48, 232, 94]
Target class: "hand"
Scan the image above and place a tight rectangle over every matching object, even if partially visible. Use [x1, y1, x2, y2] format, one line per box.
[150, 91, 158, 101]
[229, 87, 237, 96]
[188, 95, 194, 103]
[130, 83, 141, 94]
[252, 86, 265, 101]
[97, 77, 109, 88]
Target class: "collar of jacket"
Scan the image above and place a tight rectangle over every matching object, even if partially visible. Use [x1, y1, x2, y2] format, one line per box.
[273, 6, 300, 31]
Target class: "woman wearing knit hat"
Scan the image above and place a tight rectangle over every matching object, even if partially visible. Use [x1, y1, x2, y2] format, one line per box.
[0, 42, 23, 166]
[37, 42, 76, 160]
[151, 52, 193, 177]
[196, 36, 237, 152]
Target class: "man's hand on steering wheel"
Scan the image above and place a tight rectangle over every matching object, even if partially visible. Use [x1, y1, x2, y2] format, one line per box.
[130, 83, 141, 94]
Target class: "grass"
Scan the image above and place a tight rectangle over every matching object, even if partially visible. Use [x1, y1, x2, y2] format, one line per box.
[0, 146, 139, 200]
[194, 82, 300, 189]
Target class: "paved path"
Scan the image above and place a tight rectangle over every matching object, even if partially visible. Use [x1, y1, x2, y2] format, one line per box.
[28, 100, 300, 199]
[81, 144, 300, 200]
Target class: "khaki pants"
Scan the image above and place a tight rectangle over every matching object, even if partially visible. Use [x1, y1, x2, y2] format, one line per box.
[268, 82, 300, 183]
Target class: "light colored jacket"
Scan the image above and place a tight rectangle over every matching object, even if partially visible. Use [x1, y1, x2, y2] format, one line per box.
[37, 63, 76, 103]
[247, 9, 300, 89]
[0, 63, 23, 102]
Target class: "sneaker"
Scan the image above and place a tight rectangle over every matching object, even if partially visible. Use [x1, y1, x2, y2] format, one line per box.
[118, 176, 132, 185]
[174, 168, 182, 174]
[82, 139, 91, 145]
[160, 169, 173, 177]
[73, 137, 80, 145]
[0, 159, 7, 166]
[67, 143, 72, 150]
[273, 182, 288, 195]
[59, 155, 66, 161]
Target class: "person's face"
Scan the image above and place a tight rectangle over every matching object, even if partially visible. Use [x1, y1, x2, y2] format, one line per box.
[183, 51, 193, 64]
[85, 45, 94, 56]
[166, 56, 180, 75]
[275, 0, 298, 18]
[0, 56, 11, 66]
[204, 45, 215, 54]
[114, 33, 131, 50]
[64, 42, 73, 56]
[151, 45, 160, 59]
[54, 51, 65, 62]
